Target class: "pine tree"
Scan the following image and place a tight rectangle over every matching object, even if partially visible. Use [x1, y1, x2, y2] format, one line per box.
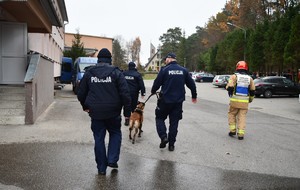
[63, 29, 86, 62]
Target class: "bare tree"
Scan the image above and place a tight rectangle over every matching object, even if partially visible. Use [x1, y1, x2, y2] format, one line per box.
[126, 37, 141, 66]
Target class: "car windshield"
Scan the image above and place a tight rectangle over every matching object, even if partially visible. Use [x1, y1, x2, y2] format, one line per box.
[79, 63, 95, 72]
[254, 78, 263, 84]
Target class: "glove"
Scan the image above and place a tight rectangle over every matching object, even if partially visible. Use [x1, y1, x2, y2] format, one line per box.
[227, 87, 234, 97]
[249, 96, 254, 103]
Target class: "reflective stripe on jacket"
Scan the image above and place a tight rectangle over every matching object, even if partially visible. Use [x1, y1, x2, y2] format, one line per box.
[230, 73, 251, 103]
[227, 73, 254, 109]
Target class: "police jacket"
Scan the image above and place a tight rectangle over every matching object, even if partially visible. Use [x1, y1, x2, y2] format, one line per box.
[123, 68, 146, 96]
[77, 63, 131, 120]
[151, 61, 197, 103]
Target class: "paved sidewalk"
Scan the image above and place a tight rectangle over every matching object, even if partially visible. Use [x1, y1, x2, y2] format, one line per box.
[0, 82, 300, 189]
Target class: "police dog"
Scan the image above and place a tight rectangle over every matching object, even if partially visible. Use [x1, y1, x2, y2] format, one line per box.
[129, 101, 145, 144]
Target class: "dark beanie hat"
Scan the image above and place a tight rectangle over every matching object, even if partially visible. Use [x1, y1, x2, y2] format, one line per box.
[165, 52, 176, 59]
[128, 62, 136, 68]
[97, 48, 112, 58]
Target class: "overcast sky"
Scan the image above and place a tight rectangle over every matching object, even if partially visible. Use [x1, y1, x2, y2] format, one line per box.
[64, 0, 227, 65]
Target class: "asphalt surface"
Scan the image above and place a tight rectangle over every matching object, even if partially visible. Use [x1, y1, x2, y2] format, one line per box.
[0, 81, 300, 190]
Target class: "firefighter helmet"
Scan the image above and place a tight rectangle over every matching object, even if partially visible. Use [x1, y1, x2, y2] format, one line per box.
[236, 61, 248, 71]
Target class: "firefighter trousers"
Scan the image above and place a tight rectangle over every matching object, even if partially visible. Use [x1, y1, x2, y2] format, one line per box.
[228, 106, 248, 136]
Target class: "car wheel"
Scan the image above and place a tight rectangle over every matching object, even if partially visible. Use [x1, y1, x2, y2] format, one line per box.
[263, 90, 272, 98]
[200, 79, 203, 82]
[255, 94, 260, 98]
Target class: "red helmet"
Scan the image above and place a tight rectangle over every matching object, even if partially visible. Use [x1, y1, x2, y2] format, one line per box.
[236, 61, 248, 70]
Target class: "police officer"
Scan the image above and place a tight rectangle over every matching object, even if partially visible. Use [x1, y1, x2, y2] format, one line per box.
[226, 61, 255, 140]
[77, 48, 131, 175]
[151, 52, 197, 151]
[123, 62, 146, 126]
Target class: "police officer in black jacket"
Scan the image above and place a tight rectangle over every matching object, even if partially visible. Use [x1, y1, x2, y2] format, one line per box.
[123, 62, 146, 125]
[77, 48, 131, 175]
[151, 52, 197, 151]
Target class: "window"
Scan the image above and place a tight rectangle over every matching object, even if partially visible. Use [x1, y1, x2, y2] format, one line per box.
[62, 62, 72, 72]
[283, 78, 293, 86]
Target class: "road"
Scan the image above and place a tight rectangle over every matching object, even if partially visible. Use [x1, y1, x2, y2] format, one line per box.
[0, 81, 299, 190]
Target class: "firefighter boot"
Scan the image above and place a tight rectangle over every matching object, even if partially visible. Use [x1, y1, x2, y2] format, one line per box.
[228, 131, 236, 137]
[237, 129, 245, 140]
[228, 124, 236, 137]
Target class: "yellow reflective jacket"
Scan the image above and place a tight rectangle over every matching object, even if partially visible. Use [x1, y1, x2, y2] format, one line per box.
[226, 73, 255, 109]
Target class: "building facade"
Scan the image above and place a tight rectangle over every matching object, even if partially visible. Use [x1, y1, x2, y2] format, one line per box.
[0, 0, 68, 124]
[144, 43, 162, 72]
[64, 33, 113, 58]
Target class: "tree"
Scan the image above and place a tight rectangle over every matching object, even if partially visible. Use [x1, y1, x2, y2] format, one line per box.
[238, 0, 267, 28]
[205, 12, 228, 48]
[185, 33, 201, 71]
[130, 37, 141, 66]
[248, 24, 265, 73]
[159, 27, 183, 57]
[284, 7, 300, 79]
[63, 29, 86, 62]
[177, 31, 186, 67]
[112, 38, 127, 70]
[271, 13, 292, 74]
[263, 20, 275, 74]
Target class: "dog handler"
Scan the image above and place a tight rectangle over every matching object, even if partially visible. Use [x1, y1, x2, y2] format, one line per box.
[226, 61, 255, 140]
[77, 48, 131, 175]
[123, 62, 146, 126]
[151, 52, 197, 151]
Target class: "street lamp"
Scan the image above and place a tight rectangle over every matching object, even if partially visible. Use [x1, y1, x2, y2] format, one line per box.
[227, 22, 246, 61]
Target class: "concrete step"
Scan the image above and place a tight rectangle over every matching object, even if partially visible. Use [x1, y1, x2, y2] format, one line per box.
[0, 100, 25, 109]
[0, 93, 25, 101]
[0, 85, 25, 125]
[0, 115, 25, 125]
[0, 85, 25, 94]
[0, 108, 25, 116]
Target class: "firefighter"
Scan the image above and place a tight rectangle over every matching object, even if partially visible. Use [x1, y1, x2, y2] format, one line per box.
[226, 61, 255, 140]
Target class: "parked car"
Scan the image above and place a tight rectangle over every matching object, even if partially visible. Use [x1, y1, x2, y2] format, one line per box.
[72, 57, 97, 94]
[195, 73, 214, 82]
[212, 75, 230, 88]
[189, 72, 199, 81]
[254, 76, 300, 98]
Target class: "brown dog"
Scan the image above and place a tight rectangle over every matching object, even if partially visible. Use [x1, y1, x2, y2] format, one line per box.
[129, 101, 145, 144]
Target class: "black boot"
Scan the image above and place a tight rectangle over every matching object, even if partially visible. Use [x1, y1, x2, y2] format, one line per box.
[228, 131, 236, 137]
[159, 137, 169, 148]
[124, 118, 129, 126]
[168, 145, 175, 151]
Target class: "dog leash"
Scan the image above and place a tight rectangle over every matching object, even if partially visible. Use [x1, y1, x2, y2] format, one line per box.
[143, 92, 159, 104]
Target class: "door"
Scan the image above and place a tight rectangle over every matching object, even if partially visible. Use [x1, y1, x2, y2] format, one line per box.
[282, 78, 298, 95]
[271, 78, 286, 95]
[0, 22, 27, 84]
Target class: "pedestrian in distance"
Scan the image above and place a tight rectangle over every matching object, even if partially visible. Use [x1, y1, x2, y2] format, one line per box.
[123, 62, 146, 126]
[151, 52, 197, 151]
[226, 61, 255, 140]
[77, 48, 131, 175]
